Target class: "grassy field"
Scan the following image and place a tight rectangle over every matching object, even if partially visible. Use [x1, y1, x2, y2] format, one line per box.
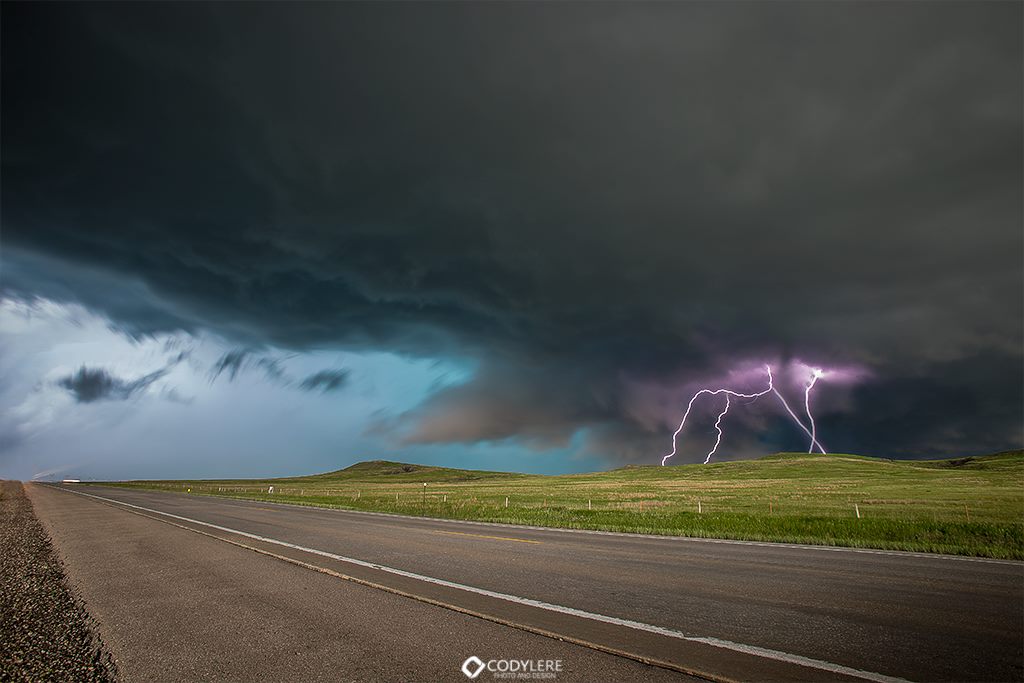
[101, 451, 1024, 560]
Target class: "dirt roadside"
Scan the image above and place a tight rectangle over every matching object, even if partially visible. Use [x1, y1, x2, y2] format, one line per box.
[0, 480, 117, 682]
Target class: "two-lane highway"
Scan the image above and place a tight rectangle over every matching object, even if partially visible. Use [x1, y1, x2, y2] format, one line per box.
[30, 484, 1024, 682]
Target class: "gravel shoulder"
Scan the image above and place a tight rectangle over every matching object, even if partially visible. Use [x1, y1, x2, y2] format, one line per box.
[0, 480, 117, 682]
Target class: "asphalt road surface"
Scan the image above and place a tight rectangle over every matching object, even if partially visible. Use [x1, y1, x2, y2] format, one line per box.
[28, 484, 1023, 683]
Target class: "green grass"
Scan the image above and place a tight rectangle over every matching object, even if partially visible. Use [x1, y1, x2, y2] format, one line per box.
[99, 451, 1024, 560]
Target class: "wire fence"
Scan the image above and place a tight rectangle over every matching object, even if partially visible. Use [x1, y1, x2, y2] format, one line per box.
[142, 482, 1001, 523]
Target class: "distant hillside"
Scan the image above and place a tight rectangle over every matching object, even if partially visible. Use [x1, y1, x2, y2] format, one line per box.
[599, 450, 1024, 482]
[271, 459, 528, 484]
[272, 450, 1024, 484]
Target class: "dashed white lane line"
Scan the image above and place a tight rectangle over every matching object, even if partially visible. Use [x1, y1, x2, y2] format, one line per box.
[54, 486, 911, 683]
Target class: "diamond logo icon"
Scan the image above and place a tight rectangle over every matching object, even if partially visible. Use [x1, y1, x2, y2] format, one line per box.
[461, 656, 486, 679]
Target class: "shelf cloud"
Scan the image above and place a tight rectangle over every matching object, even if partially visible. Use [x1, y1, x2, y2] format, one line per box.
[2, 2, 1020, 470]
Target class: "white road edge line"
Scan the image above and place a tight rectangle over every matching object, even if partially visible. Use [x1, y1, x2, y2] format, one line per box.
[118, 486, 1019, 566]
[55, 485, 911, 683]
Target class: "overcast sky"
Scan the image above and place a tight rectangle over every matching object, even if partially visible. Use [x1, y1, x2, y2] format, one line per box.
[2, 2, 1021, 481]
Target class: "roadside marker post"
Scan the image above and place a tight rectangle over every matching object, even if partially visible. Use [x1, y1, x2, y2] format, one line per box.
[855, 504, 861, 519]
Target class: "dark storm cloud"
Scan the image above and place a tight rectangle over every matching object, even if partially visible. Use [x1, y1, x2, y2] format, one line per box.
[299, 369, 350, 393]
[3, 2, 1021, 459]
[57, 366, 170, 403]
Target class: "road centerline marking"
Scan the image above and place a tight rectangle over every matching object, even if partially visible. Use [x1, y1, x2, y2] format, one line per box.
[51, 485, 912, 683]
[433, 529, 542, 544]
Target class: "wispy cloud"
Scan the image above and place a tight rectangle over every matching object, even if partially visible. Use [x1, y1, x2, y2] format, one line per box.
[57, 365, 170, 403]
[209, 350, 251, 382]
[210, 349, 347, 394]
[298, 369, 350, 393]
[55, 348, 189, 404]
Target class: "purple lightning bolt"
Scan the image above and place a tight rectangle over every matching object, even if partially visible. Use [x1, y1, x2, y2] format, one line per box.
[660, 364, 829, 465]
[771, 382, 826, 454]
[707, 395, 732, 465]
[805, 368, 825, 454]
[660, 365, 775, 466]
